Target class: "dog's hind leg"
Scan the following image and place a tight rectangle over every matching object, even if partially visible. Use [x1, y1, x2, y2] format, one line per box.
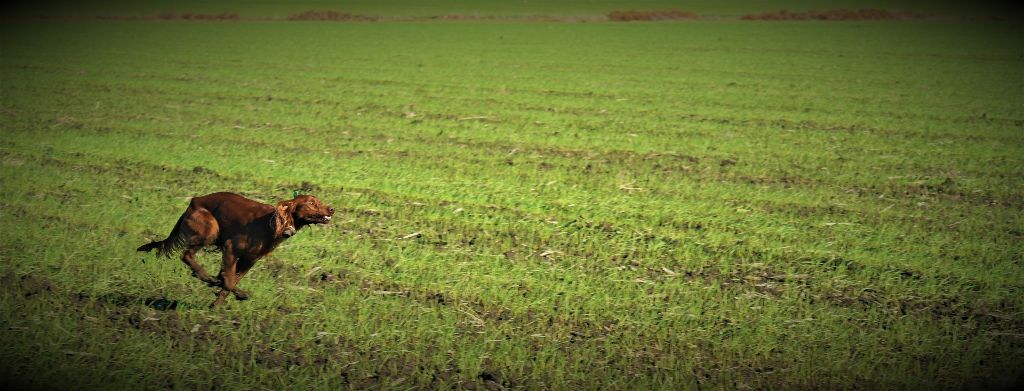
[181, 247, 218, 287]
[179, 208, 219, 287]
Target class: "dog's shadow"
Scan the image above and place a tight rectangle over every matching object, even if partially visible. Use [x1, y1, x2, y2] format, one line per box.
[143, 297, 180, 311]
[82, 292, 185, 311]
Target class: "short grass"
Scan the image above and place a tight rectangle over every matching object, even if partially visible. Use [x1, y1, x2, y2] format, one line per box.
[2, 15, 1023, 390]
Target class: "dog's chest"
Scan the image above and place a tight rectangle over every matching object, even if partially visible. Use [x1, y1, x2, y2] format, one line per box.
[230, 236, 280, 259]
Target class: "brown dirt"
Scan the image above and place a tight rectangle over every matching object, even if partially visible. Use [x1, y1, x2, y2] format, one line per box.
[740, 9, 930, 21]
[93, 12, 240, 21]
[286, 10, 378, 22]
[608, 9, 697, 22]
[1, 272, 54, 298]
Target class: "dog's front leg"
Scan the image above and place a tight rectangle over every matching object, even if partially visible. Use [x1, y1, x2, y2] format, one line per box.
[231, 258, 257, 301]
[210, 289, 230, 308]
[210, 240, 239, 308]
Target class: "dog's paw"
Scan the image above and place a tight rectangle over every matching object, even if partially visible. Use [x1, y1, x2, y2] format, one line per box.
[209, 296, 227, 308]
[234, 290, 250, 301]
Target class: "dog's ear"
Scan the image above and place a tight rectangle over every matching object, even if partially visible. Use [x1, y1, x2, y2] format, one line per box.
[277, 199, 296, 214]
[273, 203, 296, 237]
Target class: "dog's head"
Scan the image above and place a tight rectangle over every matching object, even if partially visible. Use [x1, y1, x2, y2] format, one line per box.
[277, 194, 334, 231]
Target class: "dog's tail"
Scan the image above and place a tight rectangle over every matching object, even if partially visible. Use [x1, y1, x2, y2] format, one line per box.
[137, 213, 188, 257]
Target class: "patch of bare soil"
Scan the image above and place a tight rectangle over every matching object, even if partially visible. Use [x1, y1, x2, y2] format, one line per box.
[286, 10, 378, 22]
[1, 273, 54, 298]
[608, 9, 697, 22]
[740, 9, 930, 21]
[96, 12, 240, 21]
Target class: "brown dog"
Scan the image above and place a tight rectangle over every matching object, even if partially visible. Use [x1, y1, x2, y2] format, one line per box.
[138, 192, 334, 307]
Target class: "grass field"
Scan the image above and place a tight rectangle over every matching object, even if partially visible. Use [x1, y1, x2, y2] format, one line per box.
[1, 3, 1023, 390]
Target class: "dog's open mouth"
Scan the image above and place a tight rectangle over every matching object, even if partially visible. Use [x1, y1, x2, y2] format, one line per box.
[305, 215, 332, 224]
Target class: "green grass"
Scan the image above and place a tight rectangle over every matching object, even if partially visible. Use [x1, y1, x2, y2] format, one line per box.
[2, 14, 1023, 390]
